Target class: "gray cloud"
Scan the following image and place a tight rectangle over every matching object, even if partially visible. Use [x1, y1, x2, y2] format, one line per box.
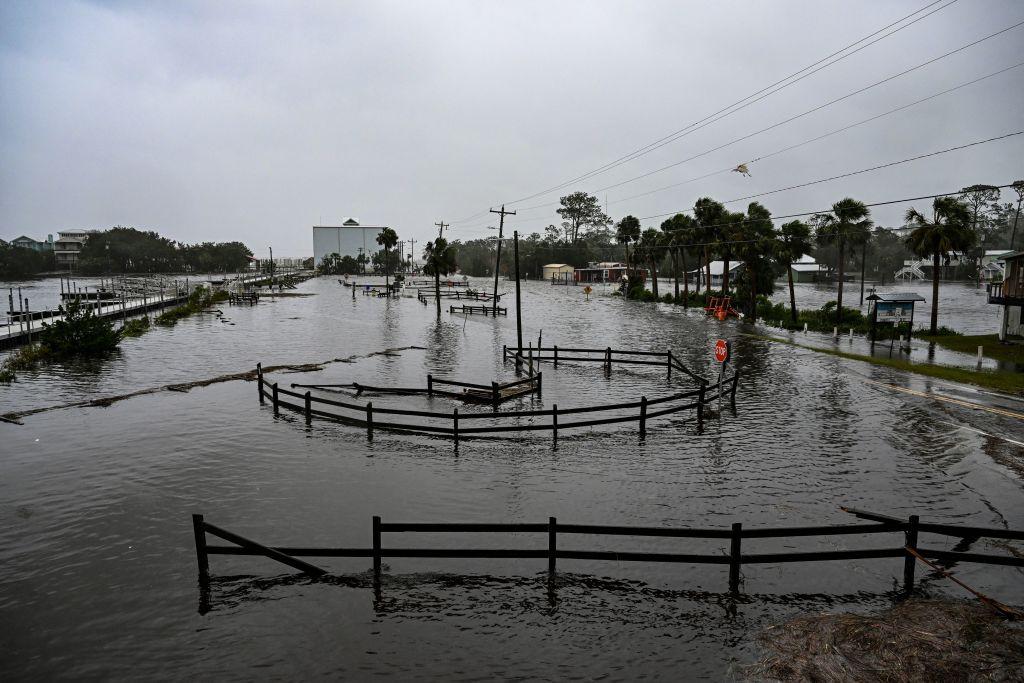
[2, 0, 1022, 257]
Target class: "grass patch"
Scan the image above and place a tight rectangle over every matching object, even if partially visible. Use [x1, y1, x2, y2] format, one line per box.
[749, 333, 1024, 395]
[0, 343, 50, 383]
[918, 333, 1024, 364]
[155, 287, 228, 326]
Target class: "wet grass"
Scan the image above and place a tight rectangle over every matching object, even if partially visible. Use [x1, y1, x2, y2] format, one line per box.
[749, 334, 1024, 395]
[918, 333, 1024, 364]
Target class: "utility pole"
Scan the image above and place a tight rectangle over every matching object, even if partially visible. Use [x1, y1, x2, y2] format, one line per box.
[407, 238, 417, 271]
[268, 245, 274, 287]
[490, 205, 516, 315]
[514, 230, 523, 353]
[434, 221, 449, 240]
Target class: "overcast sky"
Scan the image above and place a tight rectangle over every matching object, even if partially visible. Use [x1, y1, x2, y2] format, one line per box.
[2, 0, 1022, 257]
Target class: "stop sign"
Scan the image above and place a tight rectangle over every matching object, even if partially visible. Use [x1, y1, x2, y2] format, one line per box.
[714, 339, 730, 363]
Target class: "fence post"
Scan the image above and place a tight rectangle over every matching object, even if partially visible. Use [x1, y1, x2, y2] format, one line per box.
[272, 383, 279, 415]
[605, 346, 611, 372]
[903, 515, 919, 593]
[503, 344, 507, 361]
[536, 372, 542, 398]
[305, 391, 312, 423]
[257, 363, 264, 404]
[427, 374, 433, 397]
[639, 396, 647, 437]
[552, 404, 558, 444]
[729, 522, 742, 592]
[730, 371, 740, 408]
[548, 516, 557, 578]
[453, 408, 459, 445]
[667, 350, 673, 379]
[697, 384, 705, 428]
[366, 402, 374, 440]
[192, 514, 209, 582]
[372, 515, 382, 580]
[553, 345, 558, 368]
[492, 381, 500, 410]
[528, 343, 533, 376]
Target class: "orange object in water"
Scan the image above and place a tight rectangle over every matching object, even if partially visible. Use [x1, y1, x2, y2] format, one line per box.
[715, 309, 727, 320]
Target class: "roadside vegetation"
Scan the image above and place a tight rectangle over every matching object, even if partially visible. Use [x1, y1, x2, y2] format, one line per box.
[155, 286, 228, 326]
[918, 332, 1024, 364]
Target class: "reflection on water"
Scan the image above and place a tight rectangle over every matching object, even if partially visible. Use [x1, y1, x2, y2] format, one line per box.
[0, 275, 1022, 680]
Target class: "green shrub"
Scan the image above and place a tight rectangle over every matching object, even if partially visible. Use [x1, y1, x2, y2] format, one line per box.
[155, 286, 227, 326]
[0, 343, 51, 383]
[39, 299, 121, 356]
[121, 316, 150, 337]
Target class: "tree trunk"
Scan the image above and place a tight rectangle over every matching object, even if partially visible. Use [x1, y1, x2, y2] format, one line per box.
[434, 271, 441, 317]
[672, 248, 680, 301]
[722, 252, 730, 296]
[788, 261, 797, 323]
[681, 249, 689, 308]
[749, 264, 757, 320]
[384, 246, 390, 294]
[704, 248, 712, 295]
[836, 239, 845, 324]
[930, 252, 940, 334]
[650, 258, 659, 297]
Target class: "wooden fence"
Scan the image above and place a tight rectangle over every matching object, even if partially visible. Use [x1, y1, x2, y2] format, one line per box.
[449, 304, 507, 316]
[258, 366, 734, 443]
[503, 345, 711, 387]
[294, 372, 541, 408]
[191, 508, 1024, 594]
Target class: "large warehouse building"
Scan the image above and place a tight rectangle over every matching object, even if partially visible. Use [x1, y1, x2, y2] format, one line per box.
[312, 219, 390, 267]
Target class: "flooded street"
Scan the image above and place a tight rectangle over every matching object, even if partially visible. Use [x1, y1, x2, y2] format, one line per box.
[1, 276, 1023, 679]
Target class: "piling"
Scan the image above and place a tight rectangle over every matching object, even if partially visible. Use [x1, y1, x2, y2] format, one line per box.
[639, 396, 648, 438]
[903, 514, 919, 592]
[552, 404, 558, 444]
[453, 408, 459, 445]
[192, 514, 209, 583]
[536, 372, 542, 398]
[257, 363, 264, 403]
[427, 374, 433, 396]
[366, 402, 374, 440]
[491, 381, 500, 410]
[553, 345, 559, 367]
[605, 346, 611, 372]
[729, 522, 742, 592]
[548, 517, 557, 577]
[305, 391, 312, 423]
[372, 515, 382, 580]
[730, 371, 740, 408]
[272, 383, 279, 415]
[667, 350, 673, 378]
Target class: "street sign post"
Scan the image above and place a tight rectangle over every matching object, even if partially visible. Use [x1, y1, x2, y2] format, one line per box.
[714, 339, 731, 409]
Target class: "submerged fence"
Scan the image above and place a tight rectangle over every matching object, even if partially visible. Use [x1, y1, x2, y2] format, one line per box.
[256, 354, 736, 442]
[191, 508, 1024, 594]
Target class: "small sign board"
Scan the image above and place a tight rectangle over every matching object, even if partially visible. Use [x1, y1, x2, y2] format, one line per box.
[714, 339, 730, 363]
[876, 301, 913, 323]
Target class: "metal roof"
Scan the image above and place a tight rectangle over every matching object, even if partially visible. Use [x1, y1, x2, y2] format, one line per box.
[865, 292, 926, 302]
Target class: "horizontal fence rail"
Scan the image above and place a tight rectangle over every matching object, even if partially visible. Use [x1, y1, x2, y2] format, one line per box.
[191, 511, 1024, 595]
[257, 360, 734, 442]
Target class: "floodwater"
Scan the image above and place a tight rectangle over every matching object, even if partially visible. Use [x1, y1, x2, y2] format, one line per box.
[1, 276, 1022, 680]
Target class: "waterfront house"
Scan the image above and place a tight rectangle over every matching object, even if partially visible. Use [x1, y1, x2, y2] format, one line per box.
[789, 253, 825, 283]
[54, 229, 97, 269]
[987, 250, 1024, 338]
[573, 261, 645, 283]
[543, 264, 575, 282]
[11, 235, 54, 252]
[688, 260, 743, 289]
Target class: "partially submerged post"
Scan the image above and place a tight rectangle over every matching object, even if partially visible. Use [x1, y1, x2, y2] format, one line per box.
[514, 230, 523, 351]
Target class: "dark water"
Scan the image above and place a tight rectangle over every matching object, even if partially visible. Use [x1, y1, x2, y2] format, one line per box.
[1, 277, 1022, 680]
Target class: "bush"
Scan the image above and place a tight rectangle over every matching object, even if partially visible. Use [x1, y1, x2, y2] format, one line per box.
[155, 287, 227, 326]
[121, 316, 150, 337]
[39, 299, 121, 356]
[0, 343, 50, 383]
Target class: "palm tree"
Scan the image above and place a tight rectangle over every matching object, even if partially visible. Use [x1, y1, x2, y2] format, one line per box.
[637, 229, 664, 298]
[905, 197, 973, 334]
[693, 197, 727, 296]
[615, 215, 641, 275]
[376, 227, 399, 294]
[423, 238, 458, 317]
[777, 220, 812, 323]
[813, 198, 872, 324]
[660, 214, 696, 303]
[734, 202, 776, 319]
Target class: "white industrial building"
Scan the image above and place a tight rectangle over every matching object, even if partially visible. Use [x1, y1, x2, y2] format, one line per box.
[312, 219, 390, 267]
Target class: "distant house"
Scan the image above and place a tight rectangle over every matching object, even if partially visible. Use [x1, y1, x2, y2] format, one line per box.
[688, 261, 743, 289]
[573, 261, 645, 283]
[312, 218, 392, 269]
[10, 235, 54, 252]
[987, 250, 1024, 338]
[54, 229, 97, 270]
[789, 253, 825, 283]
[542, 263, 574, 282]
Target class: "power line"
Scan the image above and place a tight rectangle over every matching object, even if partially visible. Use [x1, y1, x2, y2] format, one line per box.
[498, 0, 959, 206]
[453, 18, 1023, 233]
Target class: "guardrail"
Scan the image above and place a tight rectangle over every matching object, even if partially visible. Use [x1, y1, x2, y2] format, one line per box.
[191, 508, 1024, 595]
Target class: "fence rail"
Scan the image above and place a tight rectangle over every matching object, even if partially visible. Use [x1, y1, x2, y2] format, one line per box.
[502, 345, 711, 386]
[191, 510, 1024, 595]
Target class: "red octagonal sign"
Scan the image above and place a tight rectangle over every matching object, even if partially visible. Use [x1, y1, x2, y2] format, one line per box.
[714, 339, 729, 363]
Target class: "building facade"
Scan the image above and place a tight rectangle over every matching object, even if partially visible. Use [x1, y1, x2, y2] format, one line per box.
[10, 235, 54, 251]
[312, 219, 390, 268]
[53, 229, 97, 269]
